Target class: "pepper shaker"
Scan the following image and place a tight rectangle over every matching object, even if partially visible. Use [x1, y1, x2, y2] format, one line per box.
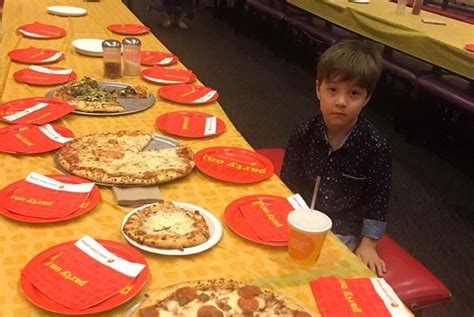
[411, 0, 423, 15]
[102, 39, 122, 79]
[122, 37, 141, 76]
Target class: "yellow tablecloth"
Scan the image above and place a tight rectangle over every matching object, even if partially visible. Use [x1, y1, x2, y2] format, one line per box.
[0, 1, 378, 316]
[288, 0, 474, 80]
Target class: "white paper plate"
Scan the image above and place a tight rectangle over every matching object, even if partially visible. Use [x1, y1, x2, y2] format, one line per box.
[47, 6, 87, 17]
[72, 39, 104, 56]
[121, 202, 223, 256]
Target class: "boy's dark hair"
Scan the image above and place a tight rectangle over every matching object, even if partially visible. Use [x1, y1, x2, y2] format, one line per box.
[317, 40, 383, 96]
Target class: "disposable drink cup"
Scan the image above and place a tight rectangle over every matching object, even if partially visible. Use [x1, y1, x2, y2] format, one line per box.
[287, 209, 332, 265]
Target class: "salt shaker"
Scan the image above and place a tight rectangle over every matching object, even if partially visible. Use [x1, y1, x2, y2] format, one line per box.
[395, 0, 407, 15]
[102, 39, 122, 79]
[411, 0, 423, 15]
[122, 37, 141, 76]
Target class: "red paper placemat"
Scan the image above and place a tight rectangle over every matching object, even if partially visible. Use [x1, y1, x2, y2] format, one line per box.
[141, 66, 196, 85]
[8, 47, 64, 64]
[0, 173, 94, 219]
[0, 97, 75, 124]
[141, 51, 178, 66]
[22, 236, 146, 310]
[17, 21, 66, 39]
[14, 66, 76, 86]
[194, 146, 274, 183]
[0, 174, 100, 223]
[224, 194, 308, 246]
[158, 84, 219, 104]
[310, 276, 410, 317]
[107, 23, 150, 35]
[465, 44, 474, 52]
[155, 111, 226, 138]
[0, 124, 74, 154]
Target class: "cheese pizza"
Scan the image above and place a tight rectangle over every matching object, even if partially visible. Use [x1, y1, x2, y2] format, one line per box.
[136, 279, 312, 317]
[53, 77, 151, 112]
[123, 201, 210, 249]
[57, 131, 195, 185]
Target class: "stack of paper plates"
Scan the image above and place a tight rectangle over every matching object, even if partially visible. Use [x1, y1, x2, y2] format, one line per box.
[72, 39, 104, 57]
[47, 6, 88, 17]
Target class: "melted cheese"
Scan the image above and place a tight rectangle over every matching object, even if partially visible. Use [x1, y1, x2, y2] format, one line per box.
[67, 133, 191, 178]
[144, 210, 194, 235]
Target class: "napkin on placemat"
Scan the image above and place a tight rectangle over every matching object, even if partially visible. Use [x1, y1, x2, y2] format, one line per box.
[310, 276, 411, 317]
[112, 186, 163, 206]
[22, 236, 145, 310]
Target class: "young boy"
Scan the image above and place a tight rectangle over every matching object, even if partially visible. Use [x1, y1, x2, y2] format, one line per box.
[281, 40, 391, 277]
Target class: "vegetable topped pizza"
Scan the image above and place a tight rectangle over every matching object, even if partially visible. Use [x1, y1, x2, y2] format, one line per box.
[57, 131, 195, 185]
[136, 279, 312, 317]
[53, 77, 151, 112]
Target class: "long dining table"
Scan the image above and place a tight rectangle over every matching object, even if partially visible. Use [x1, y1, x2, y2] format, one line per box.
[287, 0, 474, 80]
[0, 0, 382, 316]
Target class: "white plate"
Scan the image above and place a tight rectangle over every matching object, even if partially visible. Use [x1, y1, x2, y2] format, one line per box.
[121, 202, 223, 256]
[47, 6, 87, 17]
[72, 39, 104, 56]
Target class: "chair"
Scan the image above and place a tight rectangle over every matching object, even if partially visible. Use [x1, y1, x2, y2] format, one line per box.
[239, 0, 305, 51]
[415, 73, 474, 115]
[382, 48, 434, 84]
[286, 15, 344, 47]
[255, 147, 452, 315]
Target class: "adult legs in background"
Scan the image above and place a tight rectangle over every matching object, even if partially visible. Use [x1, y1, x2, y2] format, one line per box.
[148, 0, 195, 28]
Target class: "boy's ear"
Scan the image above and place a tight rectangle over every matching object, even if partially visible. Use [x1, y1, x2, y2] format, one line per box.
[362, 94, 372, 108]
[315, 80, 321, 100]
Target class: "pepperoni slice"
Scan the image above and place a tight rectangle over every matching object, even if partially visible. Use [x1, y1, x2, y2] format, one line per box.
[237, 297, 259, 312]
[197, 305, 224, 317]
[176, 286, 198, 306]
[293, 311, 312, 317]
[139, 306, 159, 317]
[237, 285, 262, 298]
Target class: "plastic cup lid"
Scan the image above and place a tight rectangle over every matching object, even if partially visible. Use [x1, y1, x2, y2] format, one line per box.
[287, 209, 332, 232]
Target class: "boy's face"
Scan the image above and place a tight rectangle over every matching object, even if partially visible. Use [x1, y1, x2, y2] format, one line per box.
[316, 78, 370, 132]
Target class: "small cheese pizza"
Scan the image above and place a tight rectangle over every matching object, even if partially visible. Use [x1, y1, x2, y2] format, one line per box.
[57, 131, 195, 185]
[53, 77, 150, 112]
[136, 279, 312, 317]
[123, 201, 210, 249]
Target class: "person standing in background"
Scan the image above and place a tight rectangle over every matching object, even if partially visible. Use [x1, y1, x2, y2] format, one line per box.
[147, 0, 195, 29]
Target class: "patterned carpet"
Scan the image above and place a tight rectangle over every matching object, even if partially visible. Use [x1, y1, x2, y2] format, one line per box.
[130, 2, 474, 316]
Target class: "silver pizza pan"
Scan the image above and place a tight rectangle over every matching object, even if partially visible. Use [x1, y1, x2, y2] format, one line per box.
[45, 82, 156, 116]
[54, 134, 180, 187]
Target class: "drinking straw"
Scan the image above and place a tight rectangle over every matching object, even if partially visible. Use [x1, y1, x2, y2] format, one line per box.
[310, 176, 321, 210]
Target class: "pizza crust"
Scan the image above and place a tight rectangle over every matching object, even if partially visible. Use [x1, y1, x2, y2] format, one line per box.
[123, 202, 210, 249]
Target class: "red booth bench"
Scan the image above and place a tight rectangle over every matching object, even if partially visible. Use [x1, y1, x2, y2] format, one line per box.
[255, 147, 452, 315]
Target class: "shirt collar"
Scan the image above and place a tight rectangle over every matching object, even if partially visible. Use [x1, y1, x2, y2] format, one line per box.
[314, 114, 367, 152]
